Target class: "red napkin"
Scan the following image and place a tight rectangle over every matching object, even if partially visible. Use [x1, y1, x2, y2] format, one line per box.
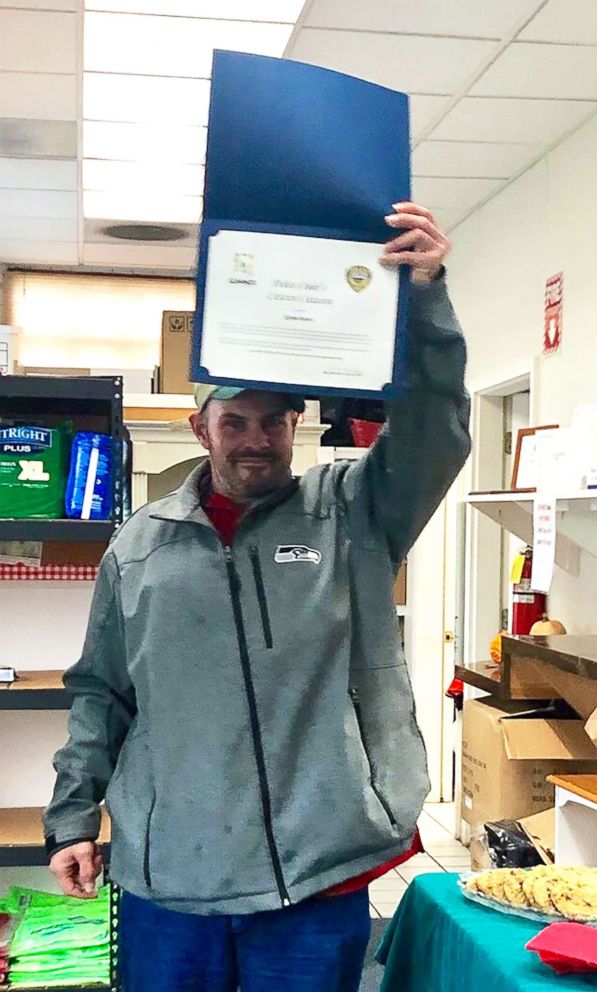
[527, 923, 597, 974]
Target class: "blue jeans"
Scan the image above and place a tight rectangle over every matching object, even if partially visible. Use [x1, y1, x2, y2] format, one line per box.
[119, 888, 371, 992]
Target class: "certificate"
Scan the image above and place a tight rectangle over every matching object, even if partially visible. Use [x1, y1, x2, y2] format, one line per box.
[191, 50, 411, 398]
[199, 230, 398, 393]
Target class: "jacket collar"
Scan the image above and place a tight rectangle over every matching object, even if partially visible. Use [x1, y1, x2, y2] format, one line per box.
[148, 460, 300, 525]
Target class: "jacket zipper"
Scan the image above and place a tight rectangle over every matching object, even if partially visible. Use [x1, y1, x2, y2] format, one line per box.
[249, 547, 273, 649]
[349, 687, 397, 828]
[223, 546, 291, 907]
[143, 792, 156, 889]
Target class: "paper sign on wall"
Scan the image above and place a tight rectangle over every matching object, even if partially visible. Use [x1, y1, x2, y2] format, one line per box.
[531, 495, 556, 594]
[544, 272, 563, 356]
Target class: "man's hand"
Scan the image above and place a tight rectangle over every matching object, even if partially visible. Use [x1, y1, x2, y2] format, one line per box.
[381, 202, 450, 284]
[50, 841, 103, 899]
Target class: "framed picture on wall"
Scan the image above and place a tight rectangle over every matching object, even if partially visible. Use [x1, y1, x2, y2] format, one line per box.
[511, 425, 559, 491]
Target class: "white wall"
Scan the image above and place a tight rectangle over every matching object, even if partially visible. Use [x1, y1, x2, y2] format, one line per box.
[448, 109, 597, 633]
[449, 109, 597, 427]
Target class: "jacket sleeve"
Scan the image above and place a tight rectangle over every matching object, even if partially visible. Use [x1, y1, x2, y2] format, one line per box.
[336, 275, 471, 561]
[43, 549, 136, 851]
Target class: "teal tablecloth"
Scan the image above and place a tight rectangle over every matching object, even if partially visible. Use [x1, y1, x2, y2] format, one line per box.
[376, 873, 597, 992]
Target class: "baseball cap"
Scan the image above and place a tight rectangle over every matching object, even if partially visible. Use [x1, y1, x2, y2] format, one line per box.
[193, 384, 305, 414]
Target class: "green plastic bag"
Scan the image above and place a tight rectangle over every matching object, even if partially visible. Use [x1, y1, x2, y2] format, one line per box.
[7, 886, 110, 988]
[0, 421, 72, 519]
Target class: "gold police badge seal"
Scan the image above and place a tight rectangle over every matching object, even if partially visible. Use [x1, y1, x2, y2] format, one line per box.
[346, 265, 372, 293]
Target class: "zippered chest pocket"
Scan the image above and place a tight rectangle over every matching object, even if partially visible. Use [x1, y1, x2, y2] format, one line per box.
[249, 547, 273, 649]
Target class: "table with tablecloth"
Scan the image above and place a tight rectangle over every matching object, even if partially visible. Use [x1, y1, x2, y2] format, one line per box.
[376, 873, 597, 992]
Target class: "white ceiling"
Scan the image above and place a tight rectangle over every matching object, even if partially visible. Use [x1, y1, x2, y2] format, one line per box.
[1, 0, 597, 273]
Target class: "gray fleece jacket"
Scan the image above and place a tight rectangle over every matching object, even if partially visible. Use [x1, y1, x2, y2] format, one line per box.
[44, 277, 471, 915]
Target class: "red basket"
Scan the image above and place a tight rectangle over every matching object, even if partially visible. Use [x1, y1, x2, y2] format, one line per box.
[348, 418, 383, 448]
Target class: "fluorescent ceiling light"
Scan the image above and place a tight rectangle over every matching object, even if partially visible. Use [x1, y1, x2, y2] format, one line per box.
[84, 189, 202, 223]
[84, 73, 211, 124]
[84, 121, 207, 164]
[83, 159, 204, 196]
[85, 11, 293, 77]
[85, 1, 304, 21]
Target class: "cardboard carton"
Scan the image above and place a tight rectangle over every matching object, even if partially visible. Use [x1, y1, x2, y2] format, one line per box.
[161, 311, 194, 395]
[461, 698, 597, 832]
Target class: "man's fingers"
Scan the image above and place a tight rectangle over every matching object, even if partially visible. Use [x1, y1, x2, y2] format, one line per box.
[391, 201, 436, 222]
[380, 250, 442, 270]
[385, 212, 442, 239]
[78, 850, 101, 893]
[384, 229, 436, 254]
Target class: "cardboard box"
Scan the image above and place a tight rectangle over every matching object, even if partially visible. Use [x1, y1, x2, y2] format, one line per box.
[519, 808, 555, 864]
[161, 311, 194, 395]
[394, 561, 407, 606]
[461, 698, 597, 832]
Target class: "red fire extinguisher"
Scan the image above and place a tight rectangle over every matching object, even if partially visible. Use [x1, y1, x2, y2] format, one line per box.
[511, 547, 547, 635]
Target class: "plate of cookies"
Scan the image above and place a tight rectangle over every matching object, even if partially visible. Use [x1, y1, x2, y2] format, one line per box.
[460, 866, 597, 924]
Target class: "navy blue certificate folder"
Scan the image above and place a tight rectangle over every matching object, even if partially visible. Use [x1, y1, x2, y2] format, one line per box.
[191, 49, 411, 399]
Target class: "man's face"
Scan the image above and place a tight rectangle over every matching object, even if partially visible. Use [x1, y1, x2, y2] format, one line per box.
[191, 391, 298, 502]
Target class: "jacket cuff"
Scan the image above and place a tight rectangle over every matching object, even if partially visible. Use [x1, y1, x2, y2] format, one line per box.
[45, 835, 96, 859]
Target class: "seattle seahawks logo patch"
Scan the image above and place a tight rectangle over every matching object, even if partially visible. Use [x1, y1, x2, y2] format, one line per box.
[274, 545, 322, 564]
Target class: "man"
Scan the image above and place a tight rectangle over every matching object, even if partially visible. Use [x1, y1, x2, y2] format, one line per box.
[45, 202, 470, 992]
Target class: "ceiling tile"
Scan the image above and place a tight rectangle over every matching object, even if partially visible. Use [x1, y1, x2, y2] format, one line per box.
[0, 159, 77, 191]
[0, 0, 76, 8]
[0, 240, 78, 264]
[83, 74, 211, 125]
[430, 97, 597, 144]
[0, 119, 78, 159]
[432, 207, 471, 231]
[519, 0, 597, 43]
[289, 31, 497, 94]
[471, 43, 597, 100]
[83, 121, 207, 165]
[0, 10, 76, 74]
[0, 189, 77, 219]
[83, 160, 203, 197]
[83, 190, 202, 224]
[85, 0, 303, 20]
[0, 216, 78, 242]
[82, 242, 195, 270]
[0, 73, 77, 121]
[412, 176, 505, 208]
[413, 140, 542, 177]
[410, 95, 452, 142]
[84, 11, 292, 77]
[305, 0, 543, 39]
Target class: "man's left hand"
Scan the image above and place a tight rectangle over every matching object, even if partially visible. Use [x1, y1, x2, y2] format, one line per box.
[381, 202, 450, 284]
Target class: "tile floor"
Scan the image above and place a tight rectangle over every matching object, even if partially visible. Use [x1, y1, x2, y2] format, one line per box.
[369, 803, 470, 919]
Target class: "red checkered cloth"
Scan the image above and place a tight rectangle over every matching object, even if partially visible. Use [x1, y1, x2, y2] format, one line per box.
[0, 564, 98, 581]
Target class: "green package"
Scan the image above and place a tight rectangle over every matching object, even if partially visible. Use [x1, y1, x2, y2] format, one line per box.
[7, 886, 110, 988]
[0, 421, 72, 519]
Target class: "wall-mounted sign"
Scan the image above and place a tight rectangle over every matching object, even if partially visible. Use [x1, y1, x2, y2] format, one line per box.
[544, 272, 563, 356]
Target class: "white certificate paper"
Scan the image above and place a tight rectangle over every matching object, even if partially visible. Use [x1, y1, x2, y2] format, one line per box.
[199, 230, 399, 392]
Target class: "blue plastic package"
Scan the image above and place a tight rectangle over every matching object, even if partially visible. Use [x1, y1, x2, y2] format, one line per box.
[65, 432, 113, 521]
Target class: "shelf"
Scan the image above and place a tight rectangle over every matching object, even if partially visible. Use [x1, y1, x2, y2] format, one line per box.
[0, 519, 116, 544]
[455, 660, 502, 695]
[0, 808, 110, 868]
[0, 376, 120, 403]
[0, 672, 70, 710]
[467, 490, 597, 575]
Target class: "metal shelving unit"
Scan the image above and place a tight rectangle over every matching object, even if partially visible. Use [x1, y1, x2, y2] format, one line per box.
[0, 672, 70, 711]
[0, 376, 124, 539]
[0, 377, 122, 990]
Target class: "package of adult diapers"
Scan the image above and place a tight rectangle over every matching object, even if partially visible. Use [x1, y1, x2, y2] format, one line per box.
[65, 432, 113, 520]
[0, 420, 72, 519]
